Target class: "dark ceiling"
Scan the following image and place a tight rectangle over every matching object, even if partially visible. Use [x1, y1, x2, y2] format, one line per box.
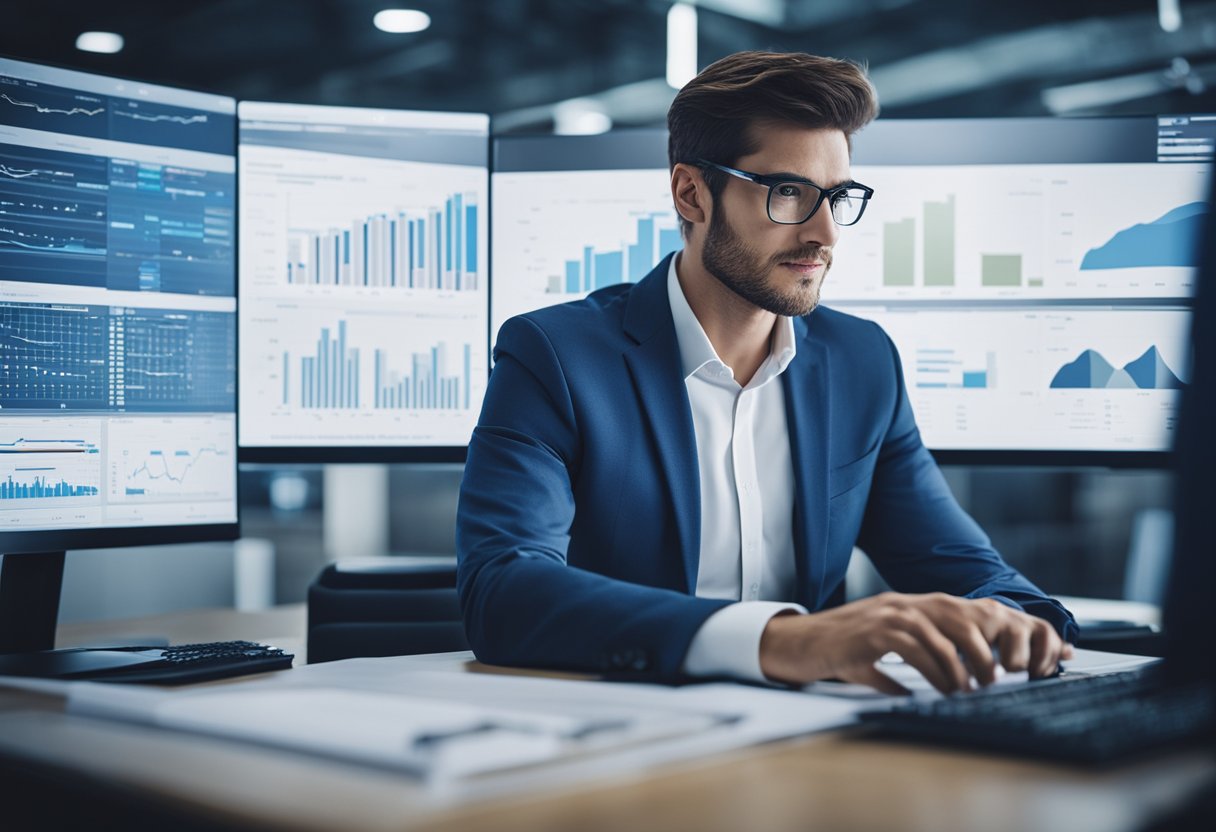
[3, 0, 1216, 131]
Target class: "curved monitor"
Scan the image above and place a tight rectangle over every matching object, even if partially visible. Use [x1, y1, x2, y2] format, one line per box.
[0, 56, 239, 553]
[491, 119, 1213, 466]
[237, 102, 490, 463]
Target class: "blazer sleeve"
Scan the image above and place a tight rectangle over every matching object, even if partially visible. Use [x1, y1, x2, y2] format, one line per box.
[855, 329, 1079, 642]
[456, 316, 732, 676]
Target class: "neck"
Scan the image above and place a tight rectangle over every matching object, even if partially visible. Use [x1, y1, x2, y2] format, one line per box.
[675, 248, 777, 388]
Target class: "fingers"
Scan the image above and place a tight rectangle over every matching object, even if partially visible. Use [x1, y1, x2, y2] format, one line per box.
[898, 594, 996, 686]
[1028, 620, 1064, 679]
[996, 620, 1031, 674]
[847, 663, 912, 696]
[944, 618, 999, 686]
[892, 609, 972, 693]
[885, 630, 966, 695]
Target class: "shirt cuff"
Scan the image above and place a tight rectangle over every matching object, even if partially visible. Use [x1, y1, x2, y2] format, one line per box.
[682, 601, 808, 683]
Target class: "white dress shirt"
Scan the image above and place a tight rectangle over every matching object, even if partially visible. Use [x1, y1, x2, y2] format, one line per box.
[667, 256, 809, 682]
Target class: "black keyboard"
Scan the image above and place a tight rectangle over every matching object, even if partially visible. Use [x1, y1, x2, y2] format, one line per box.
[84, 640, 295, 685]
[858, 665, 1214, 764]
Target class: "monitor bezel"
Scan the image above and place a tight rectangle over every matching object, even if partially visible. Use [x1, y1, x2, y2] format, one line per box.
[931, 450, 1171, 469]
[0, 54, 243, 551]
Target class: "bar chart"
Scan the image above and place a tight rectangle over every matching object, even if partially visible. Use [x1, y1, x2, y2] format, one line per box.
[551, 212, 682, 294]
[915, 347, 995, 389]
[831, 162, 1207, 301]
[239, 143, 488, 298]
[374, 342, 472, 411]
[0, 417, 103, 507]
[240, 298, 486, 446]
[0, 470, 99, 500]
[879, 192, 1035, 290]
[281, 319, 360, 410]
[286, 192, 479, 291]
[492, 168, 678, 339]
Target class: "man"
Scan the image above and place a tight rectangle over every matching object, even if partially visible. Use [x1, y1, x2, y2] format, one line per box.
[457, 51, 1076, 694]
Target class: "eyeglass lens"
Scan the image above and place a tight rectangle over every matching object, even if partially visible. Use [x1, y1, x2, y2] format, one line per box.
[768, 182, 868, 225]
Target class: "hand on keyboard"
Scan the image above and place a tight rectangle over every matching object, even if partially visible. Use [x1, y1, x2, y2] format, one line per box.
[759, 592, 1073, 695]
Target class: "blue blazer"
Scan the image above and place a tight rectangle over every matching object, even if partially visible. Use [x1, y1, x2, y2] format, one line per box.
[457, 254, 1077, 677]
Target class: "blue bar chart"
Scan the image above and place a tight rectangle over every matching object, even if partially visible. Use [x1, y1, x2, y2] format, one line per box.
[0, 418, 103, 505]
[555, 212, 681, 294]
[1, 469, 98, 500]
[915, 348, 995, 389]
[374, 342, 472, 410]
[284, 320, 362, 409]
[286, 193, 479, 291]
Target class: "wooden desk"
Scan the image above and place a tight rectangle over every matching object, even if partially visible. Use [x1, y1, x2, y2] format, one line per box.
[0, 607, 1212, 832]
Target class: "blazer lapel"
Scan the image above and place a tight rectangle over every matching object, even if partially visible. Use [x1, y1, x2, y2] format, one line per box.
[622, 255, 701, 594]
[782, 314, 830, 609]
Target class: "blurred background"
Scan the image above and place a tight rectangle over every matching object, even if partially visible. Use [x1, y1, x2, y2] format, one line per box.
[3, 0, 1205, 621]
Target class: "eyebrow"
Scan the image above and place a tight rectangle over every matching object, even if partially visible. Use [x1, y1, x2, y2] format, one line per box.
[765, 170, 852, 189]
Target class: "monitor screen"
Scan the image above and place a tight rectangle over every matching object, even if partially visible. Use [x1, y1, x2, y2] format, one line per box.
[238, 102, 489, 462]
[491, 119, 1213, 463]
[834, 116, 1211, 460]
[0, 57, 238, 545]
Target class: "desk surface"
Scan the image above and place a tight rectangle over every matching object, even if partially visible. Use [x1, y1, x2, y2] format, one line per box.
[0, 606, 1211, 832]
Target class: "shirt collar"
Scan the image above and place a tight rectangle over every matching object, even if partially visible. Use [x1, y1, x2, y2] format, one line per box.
[667, 254, 798, 383]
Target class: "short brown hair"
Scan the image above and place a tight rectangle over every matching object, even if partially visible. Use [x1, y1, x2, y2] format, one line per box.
[667, 51, 879, 236]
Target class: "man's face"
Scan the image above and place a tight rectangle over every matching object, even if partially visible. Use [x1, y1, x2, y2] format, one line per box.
[700, 123, 849, 317]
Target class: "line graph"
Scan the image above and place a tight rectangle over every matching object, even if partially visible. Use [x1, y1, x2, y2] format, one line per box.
[112, 109, 209, 126]
[109, 417, 236, 502]
[0, 436, 99, 455]
[0, 92, 104, 117]
[125, 445, 224, 493]
[0, 163, 41, 179]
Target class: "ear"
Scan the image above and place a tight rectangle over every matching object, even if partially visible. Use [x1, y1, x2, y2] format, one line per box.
[671, 163, 710, 228]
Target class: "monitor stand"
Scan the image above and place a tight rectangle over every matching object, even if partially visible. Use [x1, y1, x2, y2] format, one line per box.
[0, 552, 162, 679]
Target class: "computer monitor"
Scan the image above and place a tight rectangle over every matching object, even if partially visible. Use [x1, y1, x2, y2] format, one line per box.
[0, 57, 238, 662]
[836, 116, 1212, 465]
[237, 102, 490, 463]
[491, 118, 1213, 466]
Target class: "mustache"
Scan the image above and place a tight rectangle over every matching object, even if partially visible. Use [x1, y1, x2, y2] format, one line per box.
[771, 246, 832, 268]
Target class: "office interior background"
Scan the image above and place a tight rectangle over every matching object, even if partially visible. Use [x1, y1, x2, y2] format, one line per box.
[3, 0, 1215, 623]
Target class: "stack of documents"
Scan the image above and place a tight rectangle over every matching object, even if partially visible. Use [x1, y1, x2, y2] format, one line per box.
[67, 681, 727, 782]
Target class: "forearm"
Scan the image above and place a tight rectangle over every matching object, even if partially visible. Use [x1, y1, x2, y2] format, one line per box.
[458, 549, 730, 675]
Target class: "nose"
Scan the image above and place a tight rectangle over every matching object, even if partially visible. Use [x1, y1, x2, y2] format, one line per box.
[798, 201, 840, 250]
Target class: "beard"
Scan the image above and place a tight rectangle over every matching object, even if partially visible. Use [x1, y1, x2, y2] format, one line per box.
[701, 201, 832, 317]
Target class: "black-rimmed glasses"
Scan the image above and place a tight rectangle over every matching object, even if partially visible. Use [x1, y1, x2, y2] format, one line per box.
[697, 159, 874, 226]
